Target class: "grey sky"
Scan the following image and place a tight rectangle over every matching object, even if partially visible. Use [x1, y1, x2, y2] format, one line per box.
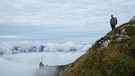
[0, 0, 135, 42]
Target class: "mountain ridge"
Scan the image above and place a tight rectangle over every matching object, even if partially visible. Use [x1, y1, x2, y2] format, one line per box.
[60, 16, 135, 76]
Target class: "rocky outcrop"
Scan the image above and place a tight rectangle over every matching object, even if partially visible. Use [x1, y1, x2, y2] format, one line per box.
[130, 16, 135, 21]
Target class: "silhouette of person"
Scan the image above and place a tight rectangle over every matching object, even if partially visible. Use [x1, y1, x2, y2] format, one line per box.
[110, 15, 117, 30]
[39, 62, 44, 69]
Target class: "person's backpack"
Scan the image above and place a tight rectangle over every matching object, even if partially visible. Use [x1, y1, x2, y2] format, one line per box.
[114, 17, 117, 26]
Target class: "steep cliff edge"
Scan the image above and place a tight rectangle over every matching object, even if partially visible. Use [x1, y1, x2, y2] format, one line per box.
[61, 17, 135, 76]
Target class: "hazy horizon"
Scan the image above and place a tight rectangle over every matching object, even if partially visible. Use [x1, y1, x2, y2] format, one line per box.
[0, 0, 135, 42]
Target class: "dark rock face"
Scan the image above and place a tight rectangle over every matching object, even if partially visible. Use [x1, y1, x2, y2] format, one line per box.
[130, 16, 135, 21]
[39, 45, 45, 52]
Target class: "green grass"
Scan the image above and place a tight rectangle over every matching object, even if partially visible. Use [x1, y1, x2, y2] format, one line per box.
[61, 21, 135, 76]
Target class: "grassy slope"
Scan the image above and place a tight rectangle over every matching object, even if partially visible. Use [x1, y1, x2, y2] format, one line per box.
[61, 21, 135, 76]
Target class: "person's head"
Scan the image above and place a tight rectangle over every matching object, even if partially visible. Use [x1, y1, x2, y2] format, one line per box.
[111, 15, 114, 18]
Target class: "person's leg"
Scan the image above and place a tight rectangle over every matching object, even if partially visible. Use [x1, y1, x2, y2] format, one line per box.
[111, 24, 113, 30]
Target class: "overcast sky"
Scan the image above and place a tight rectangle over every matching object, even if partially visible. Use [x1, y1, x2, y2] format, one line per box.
[0, 0, 135, 42]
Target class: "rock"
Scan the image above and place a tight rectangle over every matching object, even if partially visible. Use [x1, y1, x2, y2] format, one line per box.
[130, 16, 135, 21]
[39, 62, 44, 69]
[35, 66, 58, 76]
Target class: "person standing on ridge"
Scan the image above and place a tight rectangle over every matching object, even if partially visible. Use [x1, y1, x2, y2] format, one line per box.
[110, 15, 117, 30]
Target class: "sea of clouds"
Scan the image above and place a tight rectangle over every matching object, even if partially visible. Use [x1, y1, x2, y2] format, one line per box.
[0, 41, 90, 55]
[0, 52, 85, 76]
[0, 41, 90, 76]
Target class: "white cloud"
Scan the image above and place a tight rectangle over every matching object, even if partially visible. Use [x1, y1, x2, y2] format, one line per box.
[0, 35, 23, 38]
[0, 52, 86, 76]
[0, 0, 134, 26]
[0, 41, 90, 54]
[0, 40, 90, 76]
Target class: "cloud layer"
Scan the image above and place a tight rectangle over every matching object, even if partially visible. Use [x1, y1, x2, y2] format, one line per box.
[0, 52, 85, 76]
[0, 41, 90, 54]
